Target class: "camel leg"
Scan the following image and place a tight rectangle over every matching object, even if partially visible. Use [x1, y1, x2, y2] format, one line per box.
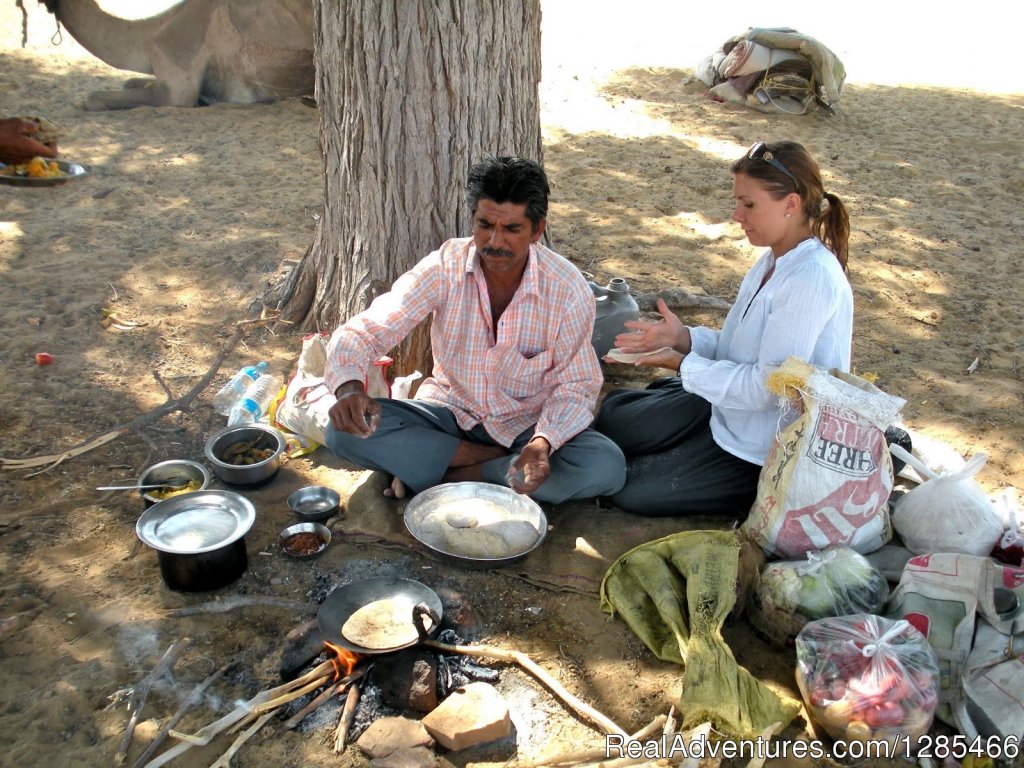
[84, 81, 172, 111]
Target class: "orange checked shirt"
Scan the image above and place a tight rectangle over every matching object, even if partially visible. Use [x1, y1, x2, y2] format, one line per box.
[324, 237, 601, 450]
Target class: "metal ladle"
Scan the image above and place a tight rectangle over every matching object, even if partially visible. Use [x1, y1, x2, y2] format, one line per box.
[96, 481, 190, 492]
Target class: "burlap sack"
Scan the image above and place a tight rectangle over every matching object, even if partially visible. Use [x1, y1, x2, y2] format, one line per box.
[741, 357, 905, 558]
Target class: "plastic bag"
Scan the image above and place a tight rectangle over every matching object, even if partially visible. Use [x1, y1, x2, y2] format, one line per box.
[795, 614, 939, 752]
[748, 546, 889, 646]
[890, 445, 1003, 556]
[272, 333, 393, 456]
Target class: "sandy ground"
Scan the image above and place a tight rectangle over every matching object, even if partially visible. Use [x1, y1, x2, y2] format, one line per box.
[1, 2, 1022, 768]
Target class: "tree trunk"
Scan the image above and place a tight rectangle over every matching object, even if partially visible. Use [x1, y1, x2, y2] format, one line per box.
[273, 0, 543, 379]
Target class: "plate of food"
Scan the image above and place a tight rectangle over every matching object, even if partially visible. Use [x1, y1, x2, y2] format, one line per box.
[0, 158, 90, 187]
[404, 481, 548, 567]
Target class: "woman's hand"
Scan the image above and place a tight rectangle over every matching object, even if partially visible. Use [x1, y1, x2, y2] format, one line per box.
[626, 347, 685, 371]
[611, 298, 691, 355]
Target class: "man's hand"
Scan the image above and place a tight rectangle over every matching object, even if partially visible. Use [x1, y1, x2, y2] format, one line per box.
[507, 437, 551, 494]
[0, 118, 59, 165]
[327, 381, 381, 438]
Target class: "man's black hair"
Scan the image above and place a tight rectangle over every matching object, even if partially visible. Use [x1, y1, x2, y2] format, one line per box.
[466, 156, 549, 228]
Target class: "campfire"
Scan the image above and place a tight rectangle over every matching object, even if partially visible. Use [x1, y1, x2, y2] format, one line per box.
[114, 585, 682, 768]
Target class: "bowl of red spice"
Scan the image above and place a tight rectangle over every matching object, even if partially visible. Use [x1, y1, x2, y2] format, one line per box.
[278, 522, 331, 559]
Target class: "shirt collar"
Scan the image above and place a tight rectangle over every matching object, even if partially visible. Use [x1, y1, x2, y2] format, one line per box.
[465, 242, 542, 298]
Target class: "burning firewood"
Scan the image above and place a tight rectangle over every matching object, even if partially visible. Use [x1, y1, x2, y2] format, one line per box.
[143, 659, 336, 768]
[282, 667, 365, 730]
[333, 680, 361, 753]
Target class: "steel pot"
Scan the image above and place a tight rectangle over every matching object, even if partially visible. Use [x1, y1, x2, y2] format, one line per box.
[137, 459, 212, 508]
[136, 490, 256, 592]
[204, 423, 285, 487]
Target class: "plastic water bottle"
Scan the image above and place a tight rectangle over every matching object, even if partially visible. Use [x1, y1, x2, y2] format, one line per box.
[213, 361, 269, 415]
[227, 373, 282, 425]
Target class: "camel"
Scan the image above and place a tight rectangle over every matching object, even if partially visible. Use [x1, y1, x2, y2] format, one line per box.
[39, 0, 314, 110]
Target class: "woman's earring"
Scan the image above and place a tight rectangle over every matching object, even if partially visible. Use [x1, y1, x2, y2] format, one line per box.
[785, 213, 791, 218]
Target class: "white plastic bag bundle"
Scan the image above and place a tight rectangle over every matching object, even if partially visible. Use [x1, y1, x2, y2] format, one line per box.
[890, 445, 1003, 556]
[748, 546, 890, 646]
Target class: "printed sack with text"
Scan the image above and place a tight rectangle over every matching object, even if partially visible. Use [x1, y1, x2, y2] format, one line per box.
[742, 357, 906, 558]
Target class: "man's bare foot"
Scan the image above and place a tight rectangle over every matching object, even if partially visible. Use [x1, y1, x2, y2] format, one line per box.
[382, 476, 407, 499]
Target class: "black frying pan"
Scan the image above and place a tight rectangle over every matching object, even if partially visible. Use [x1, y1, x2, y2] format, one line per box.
[317, 576, 443, 654]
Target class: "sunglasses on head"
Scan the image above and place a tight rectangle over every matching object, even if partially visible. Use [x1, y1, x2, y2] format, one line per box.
[747, 141, 798, 187]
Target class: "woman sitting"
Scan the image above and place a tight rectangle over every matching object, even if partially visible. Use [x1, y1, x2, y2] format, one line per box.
[595, 140, 852, 516]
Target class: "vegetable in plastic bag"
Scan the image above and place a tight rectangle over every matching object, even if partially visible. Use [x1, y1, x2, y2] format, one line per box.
[795, 614, 939, 752]
[890, 445, 1003, 556]
[748, 546, 889, 645]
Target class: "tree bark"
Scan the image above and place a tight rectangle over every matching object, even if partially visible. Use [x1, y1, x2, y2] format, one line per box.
[273, 0, 543, 378]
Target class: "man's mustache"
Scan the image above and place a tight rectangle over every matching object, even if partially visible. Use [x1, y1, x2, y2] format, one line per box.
[480, 247, 514, 258]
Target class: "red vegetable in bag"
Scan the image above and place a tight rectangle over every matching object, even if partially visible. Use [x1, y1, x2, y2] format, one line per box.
[795, 614, 939, 754]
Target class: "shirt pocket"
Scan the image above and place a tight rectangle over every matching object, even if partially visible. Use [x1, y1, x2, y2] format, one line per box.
[494, 347, 553, 400]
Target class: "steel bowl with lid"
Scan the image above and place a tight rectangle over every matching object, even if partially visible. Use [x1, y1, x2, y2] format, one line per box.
[136, 489, 256, 591]
[404, 481, 548, 568]
[204, 423, 285, 486]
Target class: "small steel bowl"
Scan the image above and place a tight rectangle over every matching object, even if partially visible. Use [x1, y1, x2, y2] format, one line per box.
[279, 522, 331, 559]
[288, 485, 341, 522]
[204, 423, 286, 487]
[138, 459, 212, 508]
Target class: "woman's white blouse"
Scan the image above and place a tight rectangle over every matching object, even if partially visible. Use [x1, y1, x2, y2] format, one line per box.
[679, 237, 853, 464]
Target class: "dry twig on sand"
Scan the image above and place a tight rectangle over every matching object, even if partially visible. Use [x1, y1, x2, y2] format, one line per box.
[162, 596, 316, 617]
[143, 660, 335, 768]
[1, 314, 280, 474]
[131, 662, 232, 768]
[113, 637, 191, 765]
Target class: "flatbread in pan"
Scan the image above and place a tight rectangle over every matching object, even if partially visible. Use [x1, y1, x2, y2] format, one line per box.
[341, 597, 435, 650]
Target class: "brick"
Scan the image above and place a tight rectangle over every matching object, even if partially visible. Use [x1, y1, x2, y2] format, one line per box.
[356, 716, 434, 759]
[370, 746, 438, 768]
[420, 682, 512, 752]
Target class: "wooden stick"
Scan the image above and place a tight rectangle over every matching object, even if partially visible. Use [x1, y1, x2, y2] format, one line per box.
[209, 711, 275, 768]
[114, 638, 191, 765]
[1, 317, 276, 473]
[162, 596, 317, 617]
[230, 672, 333, 732]
[144, 660, 336, 768]
[333, 681, 361, 753]
[131, 662, 232, 768]
[282, 668, 365, 730]
[424, 639, 627, 738]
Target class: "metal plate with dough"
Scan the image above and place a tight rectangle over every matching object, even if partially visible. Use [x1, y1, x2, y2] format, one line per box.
[404, 481, 548, 568]
[0, 160, 90, 187]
